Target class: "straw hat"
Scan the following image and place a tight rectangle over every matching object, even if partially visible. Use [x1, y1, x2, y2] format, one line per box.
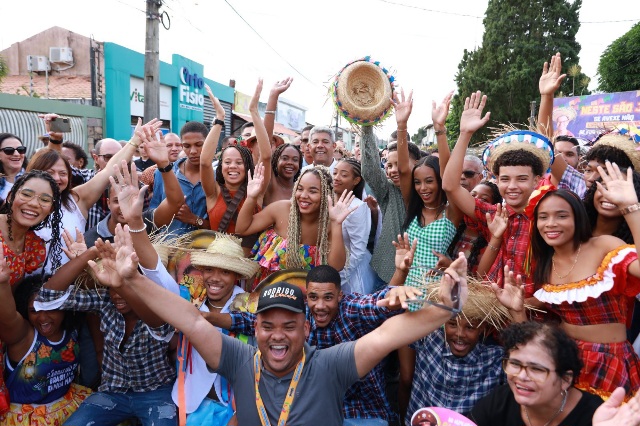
[245, 134, 285, 151]
[552, 106, 577, 123]
[482, 130, 554, 174]
[189, 233, 259, 279]
[331, 56, 395, 126]
[592, 132, 640, 171]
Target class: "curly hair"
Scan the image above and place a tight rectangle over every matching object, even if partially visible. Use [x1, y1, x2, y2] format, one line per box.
[492, 150, 543, 177]
[271, 144, 302, 182]
[446, 181, 502, 268]
[403, 156, 446, 231]
[26, 149, 76, 211]
[13, 275, 78, 332]
[215, 145, 254, 187]
[0, 170, 65, 276]
[531, 190, 592, 287]
[62, 142, 89, 169]
[585, 145, 634, 170]
[501, 321, 583, 384]
[335, 158, 365, 199]
[286, 166, 333, 269]
[583, 170, 640, 244]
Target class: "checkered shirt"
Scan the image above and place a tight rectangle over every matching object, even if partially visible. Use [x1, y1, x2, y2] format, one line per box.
[406, 213, 457, 288]
[229, 288, 400, 421]
[36, 287, 175, 393]
[406, 328, 504, 423]
[558, 164, 587, 198]
[465, 198, 535, 296]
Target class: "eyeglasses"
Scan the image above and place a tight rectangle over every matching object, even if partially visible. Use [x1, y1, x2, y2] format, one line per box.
[462, 170, 481, 179]
[17, 188, 54, 207]
[502, 358, 552, 382]
[405, 268, 461, 314]
[301, 138, 309, 143]
[98, 154, 115, 161]
[1, 146, 27, 155]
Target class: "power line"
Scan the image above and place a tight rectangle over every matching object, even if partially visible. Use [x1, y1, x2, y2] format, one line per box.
[582, 18, 640, 24]
[222, 0, 316, 86]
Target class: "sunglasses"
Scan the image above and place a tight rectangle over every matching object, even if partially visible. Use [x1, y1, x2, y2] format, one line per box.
[17, 188, 54, 207]
[462, 170, 481, 179]
[405, 267, 461, 314]
[1, 146, 27, 155]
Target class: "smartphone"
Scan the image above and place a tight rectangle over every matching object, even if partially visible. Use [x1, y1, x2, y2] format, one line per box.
[50, 117, 71, 133]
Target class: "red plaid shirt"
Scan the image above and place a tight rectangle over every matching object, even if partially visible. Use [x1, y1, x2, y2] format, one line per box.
[465, 198, 534, 296]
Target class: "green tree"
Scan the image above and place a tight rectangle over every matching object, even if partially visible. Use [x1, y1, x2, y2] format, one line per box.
[450, 0, 587, 142]
[0, 55, 8, 87]
[597, 22, 640, 92]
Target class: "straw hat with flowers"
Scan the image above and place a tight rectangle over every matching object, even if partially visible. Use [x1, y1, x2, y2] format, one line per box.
[331, 56, 395, 126]
[482, 129, 555, 174]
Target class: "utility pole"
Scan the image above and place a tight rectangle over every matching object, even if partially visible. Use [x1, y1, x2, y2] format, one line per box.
[144, 0, 161, 123]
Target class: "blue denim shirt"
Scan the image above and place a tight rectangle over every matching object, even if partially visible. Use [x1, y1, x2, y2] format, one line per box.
[149, 157, 207, 235]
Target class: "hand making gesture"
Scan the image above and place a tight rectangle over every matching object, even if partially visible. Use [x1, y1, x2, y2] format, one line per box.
[391, 88, 413, 126]
[596, 161, 638, 209]
[539, 52, 566, 97]
[270, 77, 293, 97]
[247, 162, 266, 200]
[393, 232, 418, 273]
[110, 161, 147, 224]
[328, 190, 358, 224]
[432, 91, 453, 129]
[61, 228, 88, 259]
[249, 78, 264, 114]
[0, 244, 10, 285]
[204, 83, 226, 122]
[487, 203, 509, 241]
[459, 91, 491, 134]
[492, 265, 525, 313]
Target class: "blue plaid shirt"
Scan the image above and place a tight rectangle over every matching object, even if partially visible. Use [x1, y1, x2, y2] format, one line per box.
[35, 287, 175, 393]
[558, 164, 587, 198]
[406, 328, 504, 424]
[229, 288, 400, 421]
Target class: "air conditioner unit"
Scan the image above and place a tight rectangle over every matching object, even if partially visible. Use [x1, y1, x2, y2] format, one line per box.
[26, 55, 50, 72]
[49, 47, 73, 63]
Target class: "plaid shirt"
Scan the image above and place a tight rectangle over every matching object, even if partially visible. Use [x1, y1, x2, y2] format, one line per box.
[229, 288, 400, 421]
[35, 287, 175, 393]
[558, 164, 587, 198]
[465, 198, 535, 296]
[406, 328, 504, 423]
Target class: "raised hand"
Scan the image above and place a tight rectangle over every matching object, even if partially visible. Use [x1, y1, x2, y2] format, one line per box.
[439, 252, 468, 310]
[363, 195, 379, 212]
[113, 224, 140, 280]
[130, 118, 162, 149]
[61, 228, 87, 259]
[592, 387, 640, 426]
[0, 244, 10, 285]
[596, 161, 638, 209]
[433, 250, 452, 270]
[391, 87, 413, 125]
[432, 91, 454, 128]
[487, 203, 509, 239]
[492, 265, 525, 312]
[204, 83, 226, 120]
[378, 286, 424, 309]
[249, 78, 264, 113]
[392, 233, 418, 272]
[328, 190, 358, 224]
[539, 52, 566, 96]
[38, 113, 63, 141]
[459, 91, 491, 134]
[270, 77, 293, 97]
[94, 238, 116, 262]
[142, 130, 170, 167]
[247, 162, 265, 200]
[110, 161, 147, 223]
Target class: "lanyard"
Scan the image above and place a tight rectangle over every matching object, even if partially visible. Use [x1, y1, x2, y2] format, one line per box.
[253, 349, 305, 426]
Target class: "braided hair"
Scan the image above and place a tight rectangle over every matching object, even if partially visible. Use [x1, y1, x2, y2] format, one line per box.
[335, 158, 365, 199]
[0, 170, 64, 276]
[286, 166, 333, 269]
[271, 144, 302, 182]
[215, 145, 254, 187]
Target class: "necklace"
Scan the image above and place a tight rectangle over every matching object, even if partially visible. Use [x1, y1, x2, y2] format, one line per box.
[206, 299, 225, 310]
[552, 244, 582, 280]
[524, 389, 568, 426]
[423, 203, 445, 210]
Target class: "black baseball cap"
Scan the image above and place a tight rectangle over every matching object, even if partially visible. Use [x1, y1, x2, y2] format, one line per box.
[256, 282, 305, 314]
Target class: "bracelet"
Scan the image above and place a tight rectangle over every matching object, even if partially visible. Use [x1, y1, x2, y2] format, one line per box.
[264, 110, 276, 115]
[49, 138, 63, 145]
[129, 141, 140, 148]
[434, 127, 447, 135]
[396, 127, 408, 132]
[487, 243, 500, 251]
[620, 203, 640, 216]
[128, 225, 147, 233]
[212, 118, 225, 127]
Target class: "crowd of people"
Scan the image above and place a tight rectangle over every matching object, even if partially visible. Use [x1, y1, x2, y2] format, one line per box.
[0, 53, 640, 426]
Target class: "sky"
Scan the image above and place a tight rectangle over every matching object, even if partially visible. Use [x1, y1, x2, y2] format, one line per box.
[1, 0, 638, 139]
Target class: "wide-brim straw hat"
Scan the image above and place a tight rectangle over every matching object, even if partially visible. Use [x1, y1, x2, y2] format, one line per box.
[592, 133, 640, 171]
[482, 130, 554, 174]
[245, 134, 285, 150]
[331, 56, 394, 126]
[189, 233, 259, 279]
[552, 106, 577, 122]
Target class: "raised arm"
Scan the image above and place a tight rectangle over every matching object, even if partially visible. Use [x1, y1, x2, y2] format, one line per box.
[361, 126, 389, 201]
[442, 91, 491, 217]
[73, 119, 162, 216]
[388, 232, 417, 286]
[43, 242, 100, 291]
[250, 79, 273, 195]
[392, 88, 415, 206]
[201, 84, 225, 200]
[0, 245, 32, 346]
[433, 91, 454, 173]
[537, 53, 567, 185]
[354, 253, 468, 377]
[327, 190, 358, 271]
[102, 228, 223, 369]
[264, 78, 292, 138]
[477, 203, 508, 276]
[234, 163, 279, 235]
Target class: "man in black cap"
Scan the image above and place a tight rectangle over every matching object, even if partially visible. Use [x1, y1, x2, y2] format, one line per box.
[99, 226, 469, 426]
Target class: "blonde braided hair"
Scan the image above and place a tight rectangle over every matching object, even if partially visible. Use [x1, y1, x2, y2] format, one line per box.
[286, 166, 334, 269]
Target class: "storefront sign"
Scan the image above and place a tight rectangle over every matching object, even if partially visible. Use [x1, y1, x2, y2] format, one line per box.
[129, 77, 172, 120]
[179, 66, 204, 112]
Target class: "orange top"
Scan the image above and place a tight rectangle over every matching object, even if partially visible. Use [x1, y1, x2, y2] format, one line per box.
[208, 190, 247, 234]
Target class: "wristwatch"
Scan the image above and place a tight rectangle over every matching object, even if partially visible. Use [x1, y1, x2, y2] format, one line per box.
[212, 118, 225, 127]
[195, 217, 204, 227]
[49, 137, 63, 145]
[158, 162, 174, 173]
